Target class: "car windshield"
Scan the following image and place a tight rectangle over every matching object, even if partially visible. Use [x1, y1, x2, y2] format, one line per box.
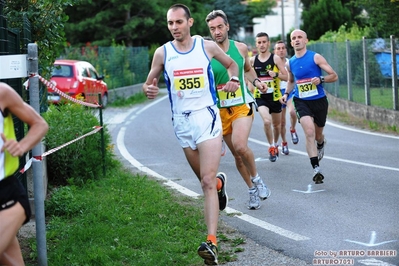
[51, 65, 73, 77]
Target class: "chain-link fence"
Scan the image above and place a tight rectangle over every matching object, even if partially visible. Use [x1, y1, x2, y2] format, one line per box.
[62, 45, 149, 90]
[308, 37, 399, 111]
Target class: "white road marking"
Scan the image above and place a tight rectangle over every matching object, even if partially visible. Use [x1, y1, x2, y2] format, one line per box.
[326, 120, 399, 139]
[224, 207, 310, 241]
[116, 125, 310, 241]
[112, 97, 397, 244]
[249, 138, 399, 172]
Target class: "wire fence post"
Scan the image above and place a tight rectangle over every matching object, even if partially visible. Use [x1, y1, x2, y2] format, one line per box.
[28, 43, 48, 266]
[363, 37, 371, 106]
[390, 35, 398, 110]
[346, 39, 353, 101]
[98, 93, 106, 177]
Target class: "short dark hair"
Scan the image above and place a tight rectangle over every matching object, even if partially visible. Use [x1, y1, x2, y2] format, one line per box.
[205, 10, 229, 24]
[168, 4, 192, 20]
[275, 40, 287, 47]
[256, 32, 269, 40]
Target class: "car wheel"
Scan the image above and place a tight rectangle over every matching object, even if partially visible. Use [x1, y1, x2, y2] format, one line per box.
[101, 93, 108, 108]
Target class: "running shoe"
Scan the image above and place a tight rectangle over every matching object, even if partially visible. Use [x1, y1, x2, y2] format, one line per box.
[290, 128, 299, 144]
[282, 142, 289, 155]
[248, 188, 261, 210]
[252, 177, 271, 200]
[198, 240, 218, 265]
[221, 139, 226, 156]
[216, 172, 228, 211]
[313, 166, 324, 184]
[317, 138, 327, 161]
[268, 146, 278, 162]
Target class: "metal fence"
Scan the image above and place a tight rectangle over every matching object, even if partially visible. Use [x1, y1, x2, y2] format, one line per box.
[308, 37, 399, 111]
[62, 46, 149, 90]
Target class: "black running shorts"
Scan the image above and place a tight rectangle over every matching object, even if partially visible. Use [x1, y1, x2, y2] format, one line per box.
[255, 94, 282, 114]
[0, 175, 32, 224]
[293, 96, 328, 127]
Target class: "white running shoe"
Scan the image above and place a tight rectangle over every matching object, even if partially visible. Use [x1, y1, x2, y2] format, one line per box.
[313, 166, 324, 184]
[248, 188, 261, 210]
[317, 138, 327, 161]
[282, 142, 289, 155]
[252, 177, 271, 200]
[290, 129, 299, 144]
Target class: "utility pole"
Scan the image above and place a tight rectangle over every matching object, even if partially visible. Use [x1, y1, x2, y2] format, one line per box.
[294, 0, 300, 29]
[281, 0, 285, 43]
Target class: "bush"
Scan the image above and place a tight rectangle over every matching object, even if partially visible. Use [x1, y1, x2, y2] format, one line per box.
[45, 186, 84, 217]
[42, 104, 116, 186]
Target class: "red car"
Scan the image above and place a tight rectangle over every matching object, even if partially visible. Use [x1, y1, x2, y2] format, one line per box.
[48, 60, 108, 107]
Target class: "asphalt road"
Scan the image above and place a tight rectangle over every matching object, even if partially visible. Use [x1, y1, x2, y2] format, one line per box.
[103, 93, 399, 266]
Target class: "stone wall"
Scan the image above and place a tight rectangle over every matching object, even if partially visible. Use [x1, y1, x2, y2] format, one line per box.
[108, 83, 144, 103]
[326, 92, 399, 128]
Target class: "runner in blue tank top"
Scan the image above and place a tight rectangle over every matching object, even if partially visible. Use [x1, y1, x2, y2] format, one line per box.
[281, 29, 338, 184]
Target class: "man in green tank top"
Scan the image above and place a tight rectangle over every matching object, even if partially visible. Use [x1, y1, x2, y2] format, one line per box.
[206, 10, 271, 211]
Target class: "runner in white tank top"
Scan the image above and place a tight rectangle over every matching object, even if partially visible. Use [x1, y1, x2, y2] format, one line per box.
[142, 4, 241, 265]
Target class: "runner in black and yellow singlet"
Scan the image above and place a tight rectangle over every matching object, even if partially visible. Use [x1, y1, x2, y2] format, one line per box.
[249, 32, 288, 163]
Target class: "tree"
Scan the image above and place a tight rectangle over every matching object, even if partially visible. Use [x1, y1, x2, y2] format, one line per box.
[301, 0, 351, 41]
[64, 0, 276, 46]
[64, 0, 215, 47]
[352, 0, 399, 38]
[4, 0, 75, 76]
[301, 0, 365, 33]
[244, 0, 276, 25]
[211, 0, 247, 38]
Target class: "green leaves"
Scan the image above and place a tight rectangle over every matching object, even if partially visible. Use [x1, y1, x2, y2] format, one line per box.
[302, 0, 352, 41]
[4, 0, 74, 78]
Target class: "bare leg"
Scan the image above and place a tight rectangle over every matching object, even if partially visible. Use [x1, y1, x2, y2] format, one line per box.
[224, 134, 251, 188]
[0, 203, 26, 266]
[298, 116, 317, 158]
[257, 106, 273, 145]
[271, 112, 282, 145]
[183, 134, 222, 236]
[0, 237, 25, 266]
[287, 98, 297, 131]
[224, 115, 258, 187]
[281, 107, 287, 143]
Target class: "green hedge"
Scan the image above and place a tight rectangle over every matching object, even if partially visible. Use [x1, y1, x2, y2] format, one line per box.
[42, 104, 117, 186]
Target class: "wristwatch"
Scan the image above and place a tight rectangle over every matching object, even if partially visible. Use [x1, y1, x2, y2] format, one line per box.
[230, 76, 240, 83]
[252, 78, 261, 86]
[319, 76, 325, 83]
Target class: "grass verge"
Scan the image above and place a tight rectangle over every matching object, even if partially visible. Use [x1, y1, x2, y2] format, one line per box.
[108, 92, 147, 107]
[328, 107, 399, 135]
[21, 162, 245, 266]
